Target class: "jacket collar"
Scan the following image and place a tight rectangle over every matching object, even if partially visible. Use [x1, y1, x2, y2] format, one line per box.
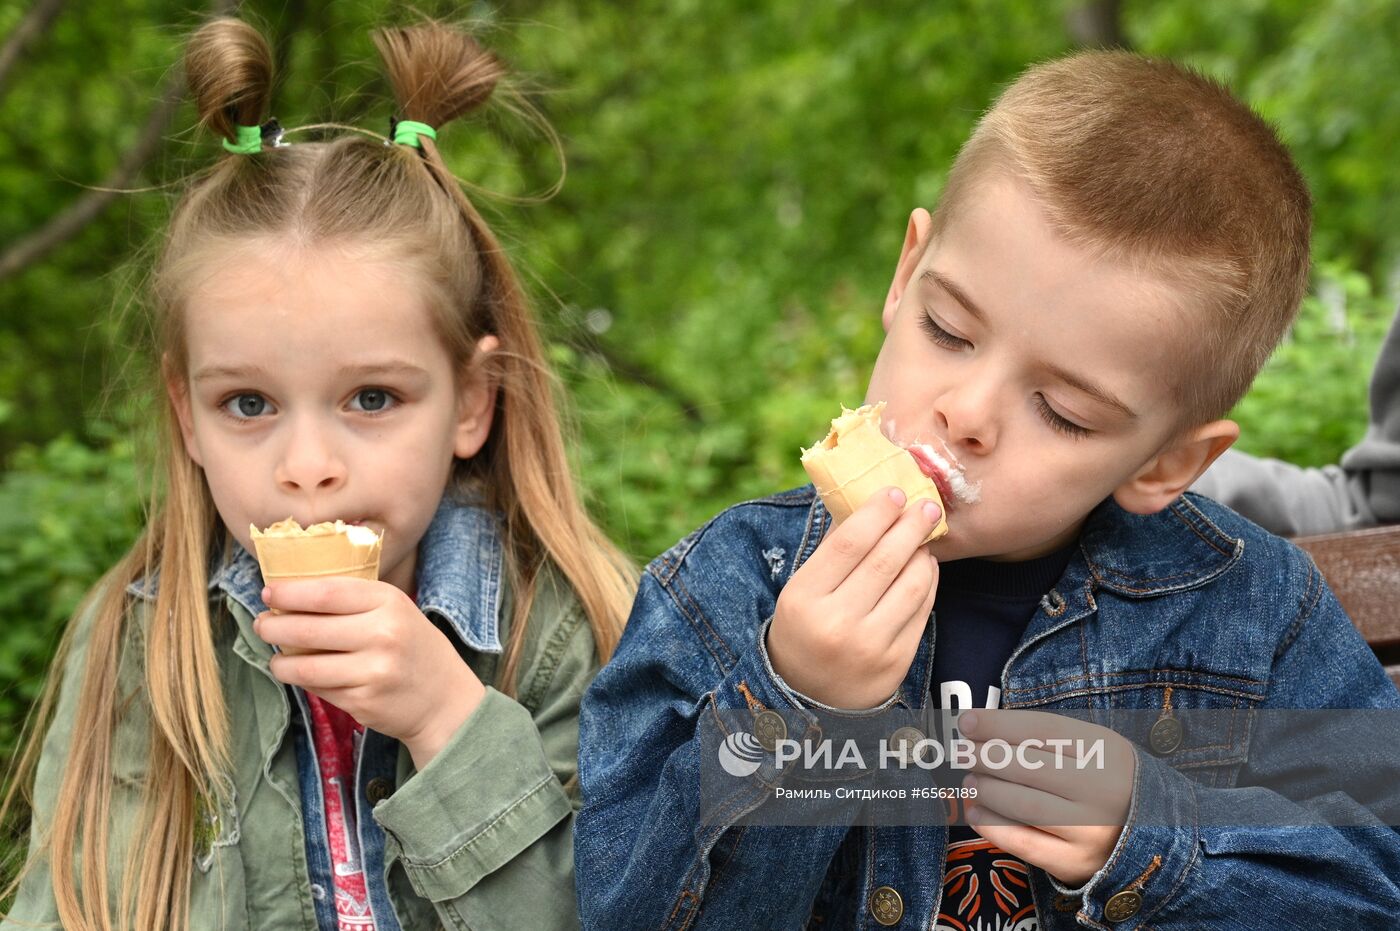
[797, 488, 1243, 711]
[125, 494, 506, 655]
[799, 488, 1241, 600]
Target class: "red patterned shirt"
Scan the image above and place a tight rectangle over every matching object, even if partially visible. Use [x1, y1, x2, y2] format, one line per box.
[306, 693, 377, 930]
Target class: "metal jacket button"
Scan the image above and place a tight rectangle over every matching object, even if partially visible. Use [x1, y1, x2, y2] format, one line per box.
[1149, 717, 1184, 755]
[752, 709, 787, 750]
[870, 885, 904, 925]
[1103, 889, 1144, 922]
[366, 777, 394, 804]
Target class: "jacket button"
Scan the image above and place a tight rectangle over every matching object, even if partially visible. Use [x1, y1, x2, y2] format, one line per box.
[1103, 889, 1143, 922]
[752, 710, 787, 751]
[1052, 892, 1080, 912]
[366, 777, 394, 804]
[889, 726, 925, 763]
[1149, 717, 1184, 755]
[869, 885, 904, 925]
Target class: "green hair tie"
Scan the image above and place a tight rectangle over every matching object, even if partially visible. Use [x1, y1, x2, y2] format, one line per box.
[391, 118, 437, 149]
[222, 124, 263, 155]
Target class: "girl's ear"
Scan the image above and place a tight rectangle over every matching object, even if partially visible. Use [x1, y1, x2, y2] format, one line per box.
[454, 336, 501, 459]
[882, 208, 934, 331]
[162, 353, 204, 466]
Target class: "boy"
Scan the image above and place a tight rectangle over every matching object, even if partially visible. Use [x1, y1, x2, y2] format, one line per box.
[575, 52, 1400, 929]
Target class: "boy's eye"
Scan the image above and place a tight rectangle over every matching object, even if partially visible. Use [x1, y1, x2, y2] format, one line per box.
[919, 313, 971, 350]
[350, 388, 396, 413]
[1034, 394, 1092, 439]
[222, 393, 273, 419]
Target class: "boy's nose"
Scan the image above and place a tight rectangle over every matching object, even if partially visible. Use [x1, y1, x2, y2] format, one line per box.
[935, 384, 997, 454]
[275, 423, 348, 493]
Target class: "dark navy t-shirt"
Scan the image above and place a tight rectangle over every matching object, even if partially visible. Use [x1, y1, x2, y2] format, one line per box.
[930, 543, 1076, 931]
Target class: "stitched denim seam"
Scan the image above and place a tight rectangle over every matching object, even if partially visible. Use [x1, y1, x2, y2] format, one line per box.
[655, 569, 736, 675]
[1276, 556, 1324, 662]
[1003, 668, 1267, 691]
[1138, 771, 1201, 927]
[1005, 683, 1264, 704]
[669, 568, 739, 671]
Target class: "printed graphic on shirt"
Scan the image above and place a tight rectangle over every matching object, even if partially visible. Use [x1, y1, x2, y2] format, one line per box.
[936, 837, 1038, 931]
[936, 679, 1038, 931]
[307, 693, 378, 931]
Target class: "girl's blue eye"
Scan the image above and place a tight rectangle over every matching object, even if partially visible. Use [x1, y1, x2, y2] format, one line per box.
[223, 393, 272, 419]
[350, 388, 396, 413]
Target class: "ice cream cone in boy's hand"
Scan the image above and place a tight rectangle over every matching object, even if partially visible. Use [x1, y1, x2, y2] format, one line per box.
[801, 402, 949, 543]
[250, 518, 383, 654]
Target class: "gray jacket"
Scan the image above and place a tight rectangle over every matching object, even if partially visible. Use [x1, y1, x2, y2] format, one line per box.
[1192, 306, 1400, 536]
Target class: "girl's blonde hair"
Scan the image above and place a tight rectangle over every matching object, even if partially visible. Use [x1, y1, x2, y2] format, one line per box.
[1, 17, 634, 931]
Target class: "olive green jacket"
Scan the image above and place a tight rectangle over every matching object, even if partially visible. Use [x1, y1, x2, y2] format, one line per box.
[4, 499, 598, 929]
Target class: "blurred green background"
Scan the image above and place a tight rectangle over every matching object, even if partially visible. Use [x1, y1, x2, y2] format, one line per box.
[0, 0, 1397, 766]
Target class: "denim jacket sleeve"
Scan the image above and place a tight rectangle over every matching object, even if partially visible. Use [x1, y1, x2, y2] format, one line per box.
[576, 568, 852, 931]
[372, 568, 596, 931]
[1049, 558, 1400, 930]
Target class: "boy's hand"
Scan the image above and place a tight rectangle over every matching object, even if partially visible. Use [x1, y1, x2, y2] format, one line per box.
[768, 487, 941, 709]
[958, 709, 1137, 888]
[255, 578, 486, 770]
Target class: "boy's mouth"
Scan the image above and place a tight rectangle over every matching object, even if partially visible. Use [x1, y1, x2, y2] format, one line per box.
[879, 419, 982, 511]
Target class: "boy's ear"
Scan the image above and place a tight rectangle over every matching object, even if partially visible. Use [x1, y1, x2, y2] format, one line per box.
[1113, 419, 1240, 515]
[162, 353, 203, 467]
[882, 208, 934, 331]
[454, 336, 500, 460]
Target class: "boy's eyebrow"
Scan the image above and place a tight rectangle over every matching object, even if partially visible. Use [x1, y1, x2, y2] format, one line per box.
[921, 269, 1138, 420]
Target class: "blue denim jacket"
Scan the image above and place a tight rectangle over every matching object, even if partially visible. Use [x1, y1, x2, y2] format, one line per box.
[576, 486, 1400, 930]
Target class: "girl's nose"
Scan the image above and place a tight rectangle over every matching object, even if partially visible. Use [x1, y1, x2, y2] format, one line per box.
[275, 420, 348, 493]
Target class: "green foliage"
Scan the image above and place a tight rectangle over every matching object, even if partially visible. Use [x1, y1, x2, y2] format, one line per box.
[0, 425, 143, 759]
[0, 1, 1398, 778]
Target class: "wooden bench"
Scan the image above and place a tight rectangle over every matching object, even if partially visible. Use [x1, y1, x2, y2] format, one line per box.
[1292, 524, 1400, 692]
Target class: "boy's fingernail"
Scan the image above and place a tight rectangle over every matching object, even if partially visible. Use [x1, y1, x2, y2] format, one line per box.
[960, 712, 978, 735]
[887, 487, 906, 506]
[261, 586, 272, 604]
[923, 501, 942, 522]
[963, 774, 978, 791]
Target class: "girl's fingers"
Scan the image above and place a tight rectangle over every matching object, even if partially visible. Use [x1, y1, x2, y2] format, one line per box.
[801, 488, 909, 592]
[255, 611, 370, 653]
[268, 650, 367, 691]
[262, 577, 385, 616]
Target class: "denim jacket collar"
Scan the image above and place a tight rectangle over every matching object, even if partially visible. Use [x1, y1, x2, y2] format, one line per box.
[795, 488, 1243, 713]
[124, 494, 506, 655]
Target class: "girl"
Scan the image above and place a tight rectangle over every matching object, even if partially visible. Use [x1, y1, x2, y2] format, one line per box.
[0, 16, 632, 931]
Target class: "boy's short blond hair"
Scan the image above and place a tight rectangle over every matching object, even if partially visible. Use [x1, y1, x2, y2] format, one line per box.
[932, 51, 1312, 431]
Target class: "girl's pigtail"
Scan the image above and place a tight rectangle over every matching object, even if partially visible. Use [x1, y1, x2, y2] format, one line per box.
[184, 16, 275, 150]
[374, 23, 634, 689]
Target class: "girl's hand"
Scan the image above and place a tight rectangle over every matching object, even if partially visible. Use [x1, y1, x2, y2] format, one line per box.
[957, 709, 1138, 888]
[768, 487, 942, 709]
[255, 578, 486, 770]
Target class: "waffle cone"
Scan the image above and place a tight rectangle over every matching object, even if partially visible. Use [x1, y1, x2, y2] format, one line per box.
[250, 518, 383, 654]
[800, 402, 949, 542]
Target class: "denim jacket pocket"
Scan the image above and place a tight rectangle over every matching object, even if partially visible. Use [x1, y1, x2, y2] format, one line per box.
[1110, 679, 1260, 790]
